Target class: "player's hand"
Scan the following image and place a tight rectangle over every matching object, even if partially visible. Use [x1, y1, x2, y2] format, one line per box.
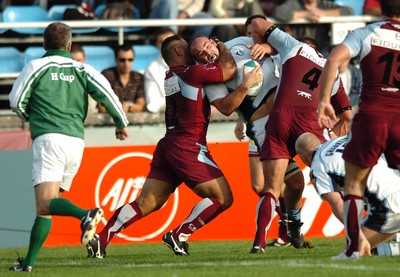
[248, 44, 269, 60]
[318, 101, 336, 129]
[242, 65, 263, 89]
[359, 231, 371, 256]
[115, 127, 129, 140]
[234, 120, 245, 141]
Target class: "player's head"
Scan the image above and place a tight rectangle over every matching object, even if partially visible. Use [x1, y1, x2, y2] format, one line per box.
[161, 34, 191, 66]
[43, 22, 72, 51]
[380, 0, 400, 18]
[70, 43, 86, 63]
[299, 36, 319, 51]
[155, 28, 176, 50]
[295, 132, 321, 167]
[189, 36, 220, 64]
[245, 15, 267, 37]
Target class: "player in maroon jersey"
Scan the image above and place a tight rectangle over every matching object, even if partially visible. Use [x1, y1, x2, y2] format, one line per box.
[318, 0, 400, 259]
[83, 34, 262, 258]
[247, 17, 352, 252]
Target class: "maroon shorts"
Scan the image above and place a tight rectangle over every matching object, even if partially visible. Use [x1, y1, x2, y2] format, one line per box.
[260, 104, 326, 160]
[147, 137, 224, 188]
[343, 111, 400, 168]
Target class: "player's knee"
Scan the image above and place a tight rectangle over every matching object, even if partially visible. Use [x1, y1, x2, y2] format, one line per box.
[251, 185, 264, 197]
[36, 201, 51, 216]
[218, 194, 233, 210]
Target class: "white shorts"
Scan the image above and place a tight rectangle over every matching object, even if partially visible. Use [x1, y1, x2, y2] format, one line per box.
[248, 139, 259, 157]
[363, 190, 400, 234]
[32, 133, 84, 191]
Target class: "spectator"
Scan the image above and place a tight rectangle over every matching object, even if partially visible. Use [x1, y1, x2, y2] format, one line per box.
[363, 0, 381, 16]
[70, 43, 99, 114]
[208, 0, 264, 41]
[149, 0, 214, 39]
[144, 28, 175, 113]
[258, 0, 286, 17]
[273, 0, 354, 55]
[101, 0, 135, 19]
[100, 44, 146, 113]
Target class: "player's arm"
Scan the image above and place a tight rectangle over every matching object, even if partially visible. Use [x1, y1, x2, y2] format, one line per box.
[9, 64, 35, 121]
[212, 66, 263, 116]
[215, 40, 237, 82]
[332, 109, 352, 137]
[321, 192, 344, 223]
[250, 18, 275, 45]
[87, 69, 129, 138]
[319, 44, 351, 128]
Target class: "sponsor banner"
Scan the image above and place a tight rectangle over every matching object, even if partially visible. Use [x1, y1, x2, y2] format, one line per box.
[45, 142, 344, 246]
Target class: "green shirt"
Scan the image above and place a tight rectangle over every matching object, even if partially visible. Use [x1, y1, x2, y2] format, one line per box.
[9, 49, 129, 140]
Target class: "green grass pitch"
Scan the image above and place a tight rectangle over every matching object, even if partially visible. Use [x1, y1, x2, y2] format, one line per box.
[1, 238, 399, 276]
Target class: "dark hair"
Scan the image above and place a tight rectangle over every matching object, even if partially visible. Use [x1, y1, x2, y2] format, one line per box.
[299, 36, 319, 51]
[156, 28, 175, 39]
[114, 44, 134, 58]
[70, 43, 84, 54]
[245, 15, 267, 28]
[380, 0, 400, 18]
[43, 22, 72, 50]
[161, 34, 184, 64]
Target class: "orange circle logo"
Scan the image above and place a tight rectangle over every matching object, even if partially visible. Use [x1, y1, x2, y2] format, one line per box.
[94, 152, 179, 241]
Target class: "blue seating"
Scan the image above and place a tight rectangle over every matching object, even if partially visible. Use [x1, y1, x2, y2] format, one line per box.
[24, 47, 46, 65]
[0, 47, 22, 73]
[132, 45, 159, 73]
[48, 5, 99, 34]
[83, 45, 115, 72]
[48, 4, 77, 21]
[3, 6, 49, 34]
[94, 4, 144, 33]
[334, 0, 364, 16]
[0, 12, 6, 34]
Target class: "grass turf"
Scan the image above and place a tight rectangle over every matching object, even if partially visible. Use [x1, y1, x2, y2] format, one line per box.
[1, 238, 399, 276]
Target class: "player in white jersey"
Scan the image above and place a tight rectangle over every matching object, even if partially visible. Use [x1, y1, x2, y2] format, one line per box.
[295, 132, 400, 257]
[318, 0, 400, 259]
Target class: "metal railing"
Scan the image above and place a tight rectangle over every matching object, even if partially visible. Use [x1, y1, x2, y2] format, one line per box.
[0, 15, 381, 45]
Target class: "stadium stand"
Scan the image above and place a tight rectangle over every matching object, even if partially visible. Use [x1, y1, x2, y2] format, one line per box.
[23, 46, 46, 66]
[94, 4, 144, 33]
[83, 45, 115, 72]
[2, 6, 49, 34]
[0, 14, 381, 129]
[48, 4, 100, 34]
[334, 0, 364, 16]
[0, 47, 22, 74]
[132, 45, 159, 73]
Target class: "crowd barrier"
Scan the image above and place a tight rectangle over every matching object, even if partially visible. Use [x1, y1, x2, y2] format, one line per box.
[0, 15, 381, 45]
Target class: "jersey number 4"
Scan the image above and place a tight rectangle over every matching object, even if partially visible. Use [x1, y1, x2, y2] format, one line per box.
[301, 67, 321, 91]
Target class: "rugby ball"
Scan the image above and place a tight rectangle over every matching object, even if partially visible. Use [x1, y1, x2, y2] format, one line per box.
[237, 59, 263, 97]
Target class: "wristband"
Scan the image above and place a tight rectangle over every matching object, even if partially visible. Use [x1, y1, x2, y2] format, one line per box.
[263, 24, 277, 42]
[335, 106, 352, 116]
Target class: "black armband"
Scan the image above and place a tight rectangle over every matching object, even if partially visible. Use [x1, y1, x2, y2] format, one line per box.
[335, 106, 352, 116]
[263, 24, 277, 42]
